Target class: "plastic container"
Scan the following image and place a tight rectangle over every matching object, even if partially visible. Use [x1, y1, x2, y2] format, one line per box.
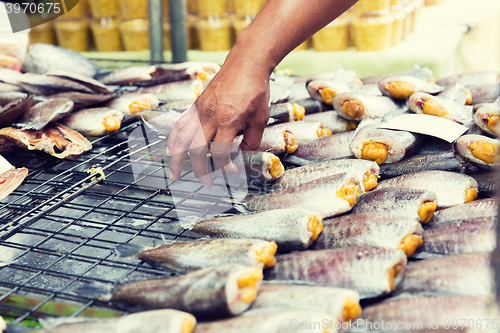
[402, 0, 414, 39]
[390, 5, 405, 45]
[164, 0, 170, 19]
[163, 21, 171, 50]
[188, 14, 199, 49]
[187, 0, 197, 14]
[197, 16, 231, 51]
[119, 19, 149, 51]
[91, 17, 123, 52]
[353, 10, 393, 51]
[312, 15, 350, 51]
[233, 0, 265, 17]
[88, 0, 119, 18]
[0, 3, 30, 70]
[29, 21, 55, 46]
[390, 0, 401, 5]
[54, 18, 89, 52]
[62, 0, 88, 18]
[411, 0, 422, 31]
[353, 0, 390, 12]
[120, 0, 148, 19]
[196, 0, 227, 18]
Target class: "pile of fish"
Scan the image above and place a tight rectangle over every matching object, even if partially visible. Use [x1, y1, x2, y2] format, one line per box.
[1, 44, 500, 332]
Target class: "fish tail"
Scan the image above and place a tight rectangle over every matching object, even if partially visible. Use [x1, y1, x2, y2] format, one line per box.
[5, 324, 34, 333]
[114, 243, 149, 258]
[78, 282, 114, 301]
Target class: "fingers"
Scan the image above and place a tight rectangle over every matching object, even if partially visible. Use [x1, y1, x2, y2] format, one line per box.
[212, 128, 240, 176]
[239, 120, 267, 151]
[189, 125, 214, 188]
[166, 105, 196, 156]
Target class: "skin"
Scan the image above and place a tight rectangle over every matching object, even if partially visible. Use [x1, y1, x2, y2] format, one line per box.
[166, 0, 359, 187]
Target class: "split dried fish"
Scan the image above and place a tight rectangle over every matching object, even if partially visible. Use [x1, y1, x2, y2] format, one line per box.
[455, 134, 499, 169]
[408, 92, 473, 124]
[137, 80, 204, 102]
[61, 108, 124, 136]
[0, 92, 29, 107]
[0, 83, 23, 93]
[14, 98, 74, 130]
[264, 246, 407, 299]
[190, 209, 324, 251]
[333, 93, 400, 121]
[0, 95, 33, 128]
[351, 187, 438, 224]
[311, 212, 423, 257]
[105, 93, 159, 115]
[44, 92, 116, 109]
[46, 71, 113, 94]
[0, 167, 28, 201]
[0, 67, 24, 85]
[18, 73, 96, 95]
[428, 198, 497, 226]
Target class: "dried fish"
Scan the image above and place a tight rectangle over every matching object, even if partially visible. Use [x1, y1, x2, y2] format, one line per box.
[269, 80, 291, 104]
[350, 126, 423, 164]
[470, 82, 500, 105]
[408, 92, 473, 124]
[190, 209, 324, 251]
[46, 71, 113, 94]
[332, 93, 400, 121]
[472, 97, 500, 136]
[469, 170, 498, 196]
[0, 123, 92, 159]
[0, 67, 24, 85]
[379, 75, 443, 99]
[264, 246, 407, 299]
[294, 98, 329, 113]
[234, 125, 298, 155]
[137, 80, 204, 102]
[105, 93, 159, 115]
[244, 283, 361, 322]
[0, 95, 33, 128]
[436, 83, 472, 105]
[0, 92, 29, 107]
[18, 73, 96, 95]
[311, 212, 423, 257]
[436, 71, 499, 88]
[241, 151, 284, 185]
[351, 187, 437, 224]
[270, 121, 332, 141]
[0, 168, 28, 201]
[396, 252, 491, 296]
[14, 98, 74, 130]
[44, 92, 116, 109]
[358, 83, 383, 96]
[0, 83, 23, 92]
[83, 264, 263, 318]
[271, 159, 379, 192]
[361, 65, 435, 85]
[60, 108, 124, 136]
[268, 102, 305, 122]
[244, 173, 360, 218]
[302, 111, 357, 133]
[307, 79, 359, 105]
[455, 134, 499, 169]
[429, 198, 497, 226]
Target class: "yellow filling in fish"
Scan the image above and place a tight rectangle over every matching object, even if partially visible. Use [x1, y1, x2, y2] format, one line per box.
[464, 89, 472, 105]
[284, 130, 299, 153]
[468, 140, 499, 164]
[292, 103, 305, 121]
[487, 115, 499, 134]
[418, 201, 436, 224]
[343, 298, 362, 322]
[237, 268, 263, 303]
[398, 234, 423, 257]
[361, 142, 388, 165]
[384, 81, 415, 99]
[421, 98, 449, 118]
[193, 84, 203, 97]
[362, 171, 378, 191]
[253, 241, 277, 268]
[347, 121, 358, 131]
[464, 188, 478, 203]
[129, 100, 152, 114]
[353, 78, 364, 86]
[428, 77, 436, 84]
[336, 182, 360, 206]
[102, 116, 121, 133]
[308, 214, 323, 241]
[388, 264, 403, 290]
[198, 71, 207, 81]
[319, 87, 337, 105]
[268, 156, 284, 179]
[341, 100, 365, 119]
[317, 128, 333, 137]
[181, 318, 195, 333]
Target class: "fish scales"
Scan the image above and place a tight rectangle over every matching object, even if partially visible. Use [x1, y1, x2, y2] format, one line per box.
[429, 198, 497, 226]
[436, 71, 499, 88]
[470, 171, 497, 196]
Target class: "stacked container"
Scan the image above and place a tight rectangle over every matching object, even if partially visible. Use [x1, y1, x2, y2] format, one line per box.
[312, 12, 351, 51]
[87, 0, 122, 51]
[195, 0, 231, 51]
[230, 0, 268, 49]
[54, 0, 90, 52]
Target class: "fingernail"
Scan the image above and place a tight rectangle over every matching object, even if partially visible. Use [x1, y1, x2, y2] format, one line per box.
[166, 147, 170, 156]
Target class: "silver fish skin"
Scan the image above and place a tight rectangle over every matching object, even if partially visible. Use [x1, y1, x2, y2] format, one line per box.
[429, 198, 497, 226]
[268, 103, 296, 122]
[455, 134, 500, 170]
[190, 209, 323, 251]
[350, 187, 437, 223]
[0, 92, 29, 107]
[33, 309, 197, 333]
[311, 213, 423, 254]
[436, 83, 472, 105]
[302, 111, 353, 133]
[45, 92, 116, 109]
[105, 93, 160, 115]
[194, 311, 337, 333]
[470, 82, 500, 105]
[396, 252, 492, 296]
[244, 173, 360, 218]
[0, 83, 24, 92]
[138, 80, 203, 102]
[350, 126, 424, 164]
[21, 43, 99, 77]
[293, 98, 329, 113]
[61, 107, 124, 136]
[0, 167, 28, 201]
[264, 246, 407, 299]
[473, 97, 500, 136]
[270, 121, 329, 141]
[358, 83, 383, 96]
[244, 283, 360, 322]
[283, 130, 356, 166]
[436, 71, 500, 88]
[415, 216, 496, 257]
[408, 92, 473, 124]
[18, 73, 96, 95]
[14, 98, 74, 130]
[0, 67, 24, 85]
[360, 295, 490, 328]
[0, 96, 34, 128]
[376, 170, 478, 208]
[470, 170, 498, 196]
[100, 263, 263, 318]
[378, 75, 444, 99]
[46, 71, 113, 94]
[333, 93, 400, 121]
[271, 159, 379, 192]
[307, 79, 358, 105]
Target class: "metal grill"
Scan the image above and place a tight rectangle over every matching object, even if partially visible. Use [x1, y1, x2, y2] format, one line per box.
[0, 59, 243, 326]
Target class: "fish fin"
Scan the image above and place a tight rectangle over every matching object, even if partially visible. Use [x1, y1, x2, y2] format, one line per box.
[78, 282, 114, 301]
[411, 252, 444, 260]
[39, 317, 99, 329]
[4, 324, 34, 333]
[114, 243, 151, 258]
[232, 203, 254, 215]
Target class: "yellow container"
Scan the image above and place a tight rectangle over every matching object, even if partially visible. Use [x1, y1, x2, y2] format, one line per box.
[390, 0, 401, 5]
[293, 39, 309, 51]
[353, 10, 393, 51]
[312, 15, 350, 51]
[402, 1, 414, 39]
[163, 0, 170, 18]
[29, 21, 55, 45]
[91, 17, 123, 52]
[119, 19, 149, 51]
[187, 0, 197, 14]
[188, 14, 200, 49]
[163, 21, 171, 50]
[88, 0, 119, 18]
[411, 0, 422, 31]
[54, 18, 89, 52]
[390, 5, 405, 45]
[197, 17, 231, 51]
[232, 15, 252, 37]
[353, 0, 390, 12]
[120, 0, 148, 19]
[196, 0, 227, 18]
[62, 0, 88, 18]
[234, 0, 265, 17]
